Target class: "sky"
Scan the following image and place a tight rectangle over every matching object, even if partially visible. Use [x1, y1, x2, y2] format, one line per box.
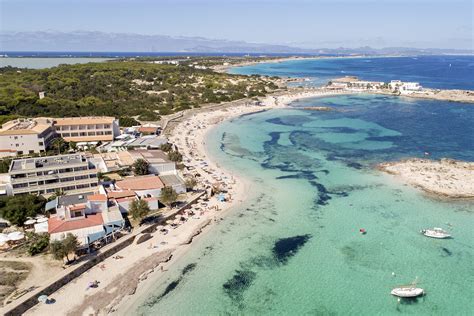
[0, 0, 472, 49]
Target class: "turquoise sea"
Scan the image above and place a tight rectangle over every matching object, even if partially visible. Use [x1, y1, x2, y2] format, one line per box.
[130, 59, 474, 315]
[230, 56, 474, 90]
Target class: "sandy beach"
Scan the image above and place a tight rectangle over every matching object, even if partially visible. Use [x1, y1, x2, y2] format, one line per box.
[378, 158, 474, 198]
[17, 88, 343, 315]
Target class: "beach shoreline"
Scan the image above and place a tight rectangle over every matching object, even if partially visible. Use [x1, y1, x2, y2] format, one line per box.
[18, 88, 345, 316]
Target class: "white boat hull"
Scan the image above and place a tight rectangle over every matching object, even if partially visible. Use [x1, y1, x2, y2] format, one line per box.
[391, 287, 424, 298]
[421, 228, 451, 239]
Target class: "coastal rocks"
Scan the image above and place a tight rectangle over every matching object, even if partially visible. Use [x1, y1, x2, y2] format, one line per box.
[398, 88, 474, 104]
[181, 219, 212, 245]
[136, 233, 152, 244]
[378, 158, 474, 198]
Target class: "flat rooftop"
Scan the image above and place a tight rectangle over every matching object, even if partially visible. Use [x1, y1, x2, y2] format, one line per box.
[58, 192, 94, 208]
[54, 116, 116, 126]
[159, 174, 184, 187]
[130, 149, 171, 164]
[115, 175, 164, 191]
[0, 118, 52, 136]
[10, 154, 88, 172]
[127, 136, 167, 148]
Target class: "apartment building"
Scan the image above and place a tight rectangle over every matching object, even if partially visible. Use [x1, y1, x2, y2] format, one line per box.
[0, 118, 57, 157]
[8, 154, 99, 196]
[53, 117, 120, 142]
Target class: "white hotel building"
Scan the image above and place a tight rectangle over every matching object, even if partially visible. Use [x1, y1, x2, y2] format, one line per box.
[53, 117, 120, 143]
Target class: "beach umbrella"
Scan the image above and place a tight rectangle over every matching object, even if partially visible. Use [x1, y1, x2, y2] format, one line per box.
[24, 219, 37, 225]
[0, 233, 9, 245]
[7, 231, 25, 241]
[37, 295, 49, 304]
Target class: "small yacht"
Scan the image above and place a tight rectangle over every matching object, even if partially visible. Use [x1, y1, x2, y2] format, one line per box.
[421, 227, 451, 239]
[391, 286, 424, 298]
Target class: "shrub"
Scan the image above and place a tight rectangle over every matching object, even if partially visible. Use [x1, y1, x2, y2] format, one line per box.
[27, 233, 50, 256]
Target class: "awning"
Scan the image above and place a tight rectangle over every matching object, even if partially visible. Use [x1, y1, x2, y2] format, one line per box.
[34, 222, 49, 234]
[45, 199, 58, 212]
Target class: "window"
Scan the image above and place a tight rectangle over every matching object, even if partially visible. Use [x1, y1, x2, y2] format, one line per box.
[38, 142, 44, 146]
[13, 183, 28, 189]
[29, 150, 34, 154]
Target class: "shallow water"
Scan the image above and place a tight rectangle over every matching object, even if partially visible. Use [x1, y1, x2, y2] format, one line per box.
[131, 94, 474, 315]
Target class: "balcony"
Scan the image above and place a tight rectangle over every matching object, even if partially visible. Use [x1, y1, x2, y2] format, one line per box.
[11, 169, 98, 184]
[12, 178, 98, 195]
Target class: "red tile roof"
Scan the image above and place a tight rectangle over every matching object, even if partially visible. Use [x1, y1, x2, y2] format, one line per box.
[69, 204, 86, 211]
[138, 126, 158, 133]
[115, 196, 136, 203]
[48, 213, 104, 234]
[115, 175, 164, 191]
[107, 190, 136, 199]
[87, 194, 107, 202]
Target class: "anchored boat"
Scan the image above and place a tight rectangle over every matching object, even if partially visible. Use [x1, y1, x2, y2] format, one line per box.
[391, 287, 424, 298]
[421, 227, 451, 239]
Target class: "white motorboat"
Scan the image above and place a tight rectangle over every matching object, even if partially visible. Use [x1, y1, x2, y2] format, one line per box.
[421, 227, 451, 239]
[391, 287, 424, 298]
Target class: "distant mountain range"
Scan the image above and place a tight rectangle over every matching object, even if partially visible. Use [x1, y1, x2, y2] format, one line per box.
[1, 31, 472, 55]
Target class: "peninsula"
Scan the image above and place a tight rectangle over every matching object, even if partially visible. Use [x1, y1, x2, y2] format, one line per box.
[326, 76, 474, 103]
[378, 158, 474, 198]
